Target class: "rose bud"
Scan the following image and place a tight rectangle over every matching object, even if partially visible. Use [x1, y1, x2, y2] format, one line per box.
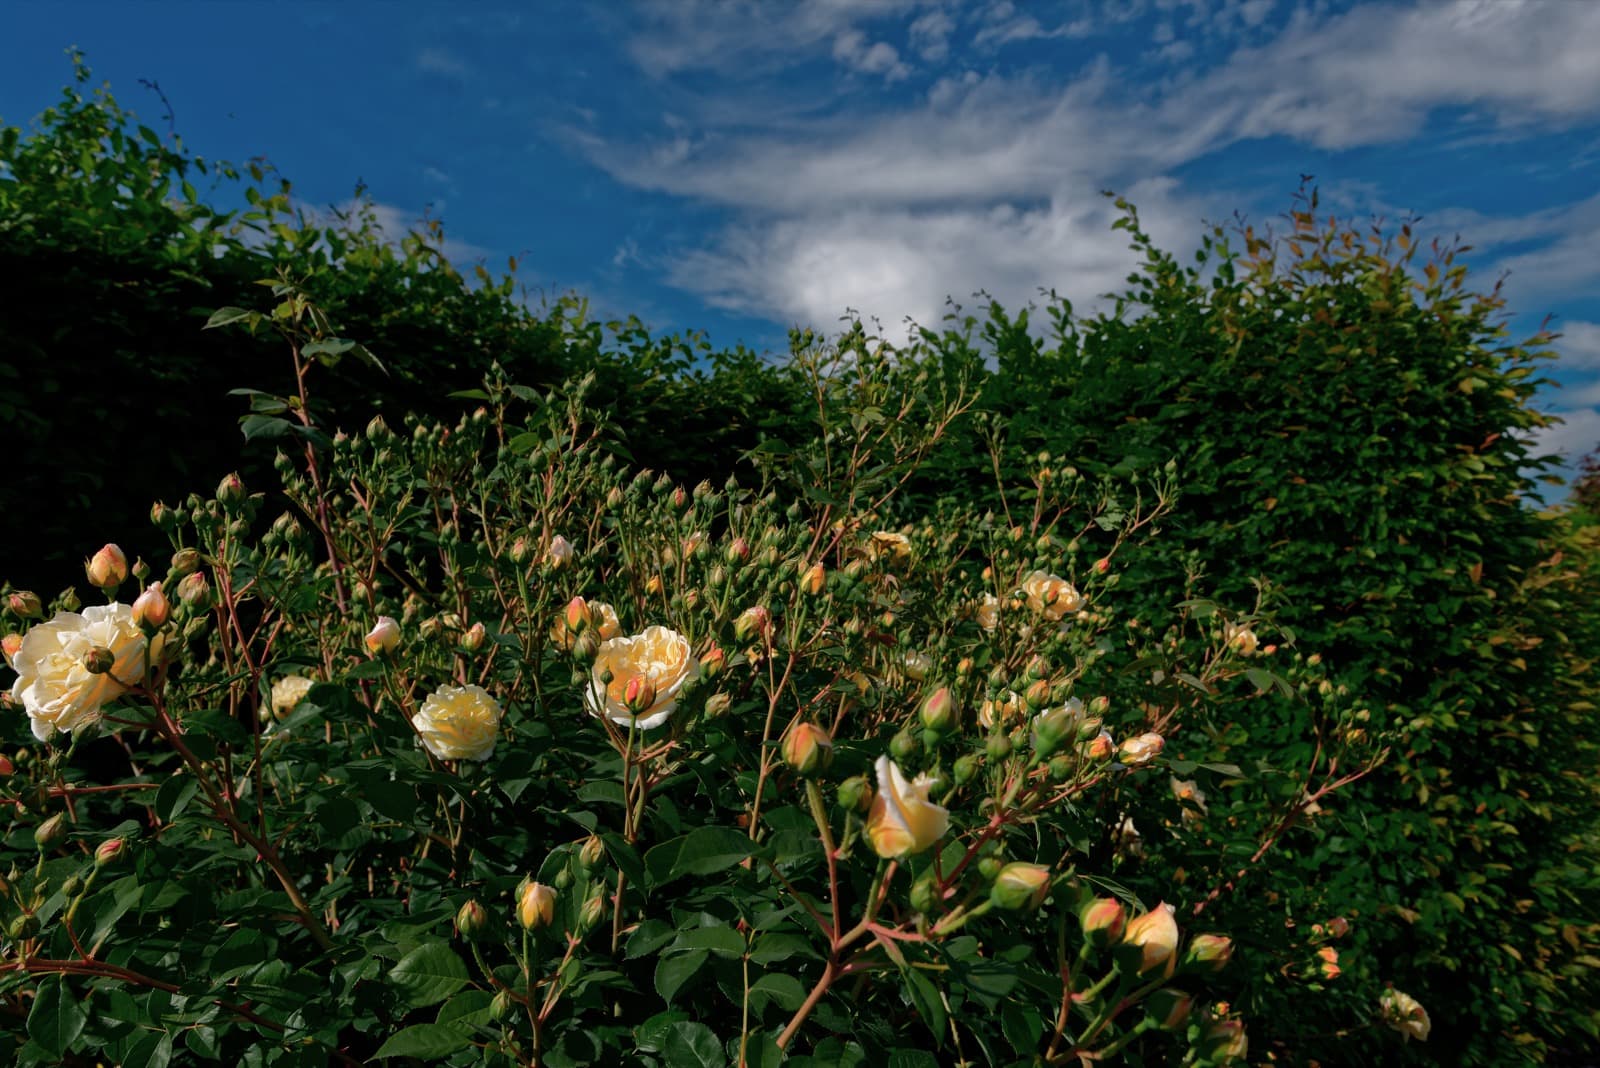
[1117, 903, 1180, 977]
[460, 621, 487, 652]
[1146, 988, 1193, 1031]
[131, 582, 170, 629]
[545, 535, 575, 570]
[517, 881, 557, 931]
[170, 548, 201, 576]
[733, 606, 771, 644]
[1079, 897, 1127, 947]
[35, 812, 69, 850]
[1202, 1018, 1250, 1063]
[7, 590, 42, 618]
[95, 837, 127, 867]
[2, 633, 21, 671]
[456, 899, 490, 941]
[919, 686, 960, 735]
[82, 645, 117, 675]
[578, 835, 606, 873]
[578, 887, 607, 933]
[216, 472, 246, 508]
[800, 561, 826, 596]
[1182, 933, 1234, 974]
[782, 721, 834, 777]
[177, 571, 211, 610]
[364, 615, 400, 656]
[836, 774, 871, 813]
[1117, 731, 1165, 768]
[989, 862, 1052, 910]
[85, 544, 129, 590]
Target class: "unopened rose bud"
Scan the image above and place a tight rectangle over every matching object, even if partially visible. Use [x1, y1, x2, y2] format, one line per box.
[623, 675, 658, 713]
[95, 837, 126, 867]
[546, 535, 574, 570]
[456, 899, 491, 941]
[1202, 1018, 1249, 1064]
[919, 687, 960, 735]
[644, 574, 665, 597]
[782, 722, 834, 777]
[82, 645, 116, 674]
[7, 590, 43, 618]
[579, 887, 607, 933]
[1085, 730, 1115, 761]
[725, 537, 750, 564]
[699, 645, 726, 679]
[563, 596, 593, 637]
[150, 501, 178, 531]
[578, 835, 606, 872]
[1316, 945, 1341, 979]
[86, 543, 128, 590]
[1146, 988, 1193, 1031]
[460, 622, 487, 652]
[132, 582, 170, 629]
[1024, 679, 1053, 711]
[364, 615, 400, 656]
[1183, 933, 1233, 974]
[1118, 903, 1180, 977]
[836, 774, 871, 813]
[734, 606, 771, 644]
[990, 862, 1051, 910]
[1117, 732, 1164, 768]
[490, 990, 516, 1022]
[177, 571, 211, 609]
[509, 536, 532, 565]
[1079, 897, 1127, 947]
[1094, 557, 1111, 574]
[1326, 916, 1350, 939]
[170, 548, 201, 577]
[703, 692, 732, 718]
[571, 632, 600, 663]
[517, 881, 557, 931]
[35, 813, 69, 850]
[61, 874, 85, 897]
[2, 633, 21, 670]
[0, 751, 13, 776]
[800, 561, 826, 596]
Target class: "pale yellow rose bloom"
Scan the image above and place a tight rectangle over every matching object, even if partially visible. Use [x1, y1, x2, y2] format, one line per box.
[413, 684, 503, 761]
[9, 604, 156, 741]
[979, 690, 1025, 730]
[587, 626, 696, 731]
[974, 594, 1000, 632]
[866, 755, 950, 858]
[1021, 571, 1083, 621]
[1224, 622, 1259, 656]
[270, 675, 316, 720]
[866, 531, 911, 563]
[1121, 902, 1180, 976]
[1379, 989, 1431, 1042]
[550, 599, 621, 651]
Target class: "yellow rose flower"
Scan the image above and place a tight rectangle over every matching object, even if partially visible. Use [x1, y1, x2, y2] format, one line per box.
[974, 594, 1001, 632]
[9, 604, 156, 741]
[587, 625, 696, 731]
[1120, 902, 1180, 977]
[413, 684, 504, 761]
[270, 675, 316, 720]
[1224, 622, 1259, 656]
[978, 689, 1024, 730]
[1021, 571, 1083, 621]
[865, 755, 950, 858]
[550, 598, 621, 651]
[866, 530, 911, 564]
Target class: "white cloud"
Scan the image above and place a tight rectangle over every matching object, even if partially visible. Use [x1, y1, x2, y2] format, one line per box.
[833, 29, 912, 81]
[1529, 406, 1600, 467]
[1554, 321, 1600, 370]
[417, 48, 468, 78]
[908, 10, 955, 61]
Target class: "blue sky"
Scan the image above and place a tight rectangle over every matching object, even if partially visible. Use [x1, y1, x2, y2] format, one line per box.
[6, 1, 1600, 484]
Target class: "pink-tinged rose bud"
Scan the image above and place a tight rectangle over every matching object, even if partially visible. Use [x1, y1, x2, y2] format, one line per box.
[990, 863, 1052, 910]
[782, 721, 834, 777]
[1182, 933, 1233, 974]
[94, 837, 125, 866]
[703, 692, 731, 718]
[460, 622, 487, 652]
[86, 544, 128, 590]
[734, 606, 771, 644]
[725, 537, 751, 564]
[699, 644, 726, 678]
[364, 615, 400, 656]
[644, 574, 665, 596]
[508, 536, 532, 564]
[671, 486, 689, 509]
[800, 561, 826, 596]
[919, 687, 960, 734]
[456, 899, 490, 940]
[150, 501, 178, 531]
[1119, 903, 1180, 977]
[1203, 1018, 1249, 1063]
[0, 752, 13, 777]
[216, 472, 246, 507]
[1024, 679, 1053, 711]
[2, 633, 21, 670]
[1146, 988, 1193, 1031]
[623, 675, 658, 714]
[1326, 916, 1350, 939]
[563, 596, 593, 637]
[517, 881, 557, 931]
[1117, 732, 1165, 767]
[177, 571, 211, 609]
[1094, 557, 1111, 574]
[7, 591, 42, 618]
[1316, 946, 1341, 979]
[131, 582, 170, 629]
[1079, 897, 1127, 946]
[545, 535, 575, 570]
[35, 812, 69, 850]
[170, 548, 201, 576]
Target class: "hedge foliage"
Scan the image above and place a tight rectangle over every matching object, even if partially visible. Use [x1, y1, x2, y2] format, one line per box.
[2, 60, 1598, 1065]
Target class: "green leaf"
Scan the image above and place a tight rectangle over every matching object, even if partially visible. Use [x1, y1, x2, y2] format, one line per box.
[437, 989, 495, 1028]
[28, 975, 88, 1056]
[900, 967, 947, 1044]
[674, 925, 745, 958]
[389, 942, 470, 1008]
[661, 1021, 726, 1068]
[373, 1023, 472, 1060]
[122, 1031, 174, 1068]
[644, 826, 756, 885]
[748, 972, 807, 1013]
[654, 949, 708, 1005]
[240, 414, 293, 442]
[203, 306, 253, 329]
[154, 775, 198, 823]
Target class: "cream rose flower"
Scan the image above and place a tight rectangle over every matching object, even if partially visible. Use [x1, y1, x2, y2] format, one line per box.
[413, 684, 504, 761]
[974, 594, 1000, 632]
[587, 625, 696, 731]
[9, 604, 155, 741]
[1021, 571, 1083, 621]
[1224, 622, 1259, 656]
[270, 675, 316, 720]
[1379, 989, 1431, 1042]
[979, 689, 1025, 731]
[865, 755, 950, 858]
[551, 599, 621, 651]
[866, 530, 911, 564]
